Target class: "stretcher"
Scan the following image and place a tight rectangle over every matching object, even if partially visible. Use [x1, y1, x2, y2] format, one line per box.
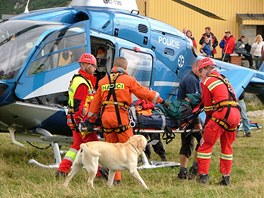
[129, 105, 202, 143]
[129, 105, 202, 169]
[81, 99, 203, 169]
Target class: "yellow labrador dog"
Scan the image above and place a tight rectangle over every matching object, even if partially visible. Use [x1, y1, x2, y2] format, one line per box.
[63, 135, 148, 189]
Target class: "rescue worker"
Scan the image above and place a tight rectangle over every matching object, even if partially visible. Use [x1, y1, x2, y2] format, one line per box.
[94, 46, 107, 89]
[196, 57, 241, 185]
[177, 60, 203, 180]
[87, 57, 163, 184]
[56, 53, 102, 177]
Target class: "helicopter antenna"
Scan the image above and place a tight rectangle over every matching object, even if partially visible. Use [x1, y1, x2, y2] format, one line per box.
[24, 0, 30, 14]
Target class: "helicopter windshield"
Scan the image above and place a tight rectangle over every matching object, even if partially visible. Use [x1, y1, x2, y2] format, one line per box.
[0, 20, 64, 80]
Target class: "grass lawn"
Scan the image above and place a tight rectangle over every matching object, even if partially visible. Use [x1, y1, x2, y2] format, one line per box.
[0, 115, 263, 198]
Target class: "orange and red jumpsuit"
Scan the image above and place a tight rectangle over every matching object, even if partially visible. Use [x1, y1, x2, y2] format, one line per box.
[88, 67, 162, 181]
[58, 69, 99, 174]
[197, 70, 240, 175]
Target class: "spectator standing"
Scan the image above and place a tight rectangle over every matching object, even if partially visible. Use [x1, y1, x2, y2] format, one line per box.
[238, 92, 251, 137]
[220, 30, 235, 62]
[250, 35, 264, 69]
[235, 36, 253, 68]
[186, 30, 197, 48]
[182, 27, 188, 34]
[199, 27, 218, 57]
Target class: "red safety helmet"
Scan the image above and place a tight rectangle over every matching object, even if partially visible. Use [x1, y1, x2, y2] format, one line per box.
[198, 57, 216, 70]
[78, 53, 97, 65]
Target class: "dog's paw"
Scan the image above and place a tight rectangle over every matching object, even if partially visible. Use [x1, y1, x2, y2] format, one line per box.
[62, 183, 68, 188]
[107, 182, 113, 188]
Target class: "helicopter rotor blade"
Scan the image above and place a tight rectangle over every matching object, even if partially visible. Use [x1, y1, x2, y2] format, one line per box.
[171, 0, 226, 21]
[24, 0, 30, 13]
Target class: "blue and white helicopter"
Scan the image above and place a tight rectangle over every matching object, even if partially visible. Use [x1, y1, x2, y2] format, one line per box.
[0, 0, 264, 168]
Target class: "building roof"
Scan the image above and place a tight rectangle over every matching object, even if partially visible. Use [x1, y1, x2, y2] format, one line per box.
[237, 14, 264, 25]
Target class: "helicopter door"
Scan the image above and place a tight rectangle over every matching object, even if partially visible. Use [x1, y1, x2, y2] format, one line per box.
[15, 23, 89, 100]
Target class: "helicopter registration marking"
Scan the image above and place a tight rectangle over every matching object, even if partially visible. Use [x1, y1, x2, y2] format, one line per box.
[103, 0, 122, 6]
[158, 36, 180, 49]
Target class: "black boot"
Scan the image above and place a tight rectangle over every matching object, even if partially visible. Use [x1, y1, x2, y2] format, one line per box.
[219, 175, 231, 186]
[188, 162, 198, 180]
[160, 154, 168, 161]
[113, 180, 121, 186]
[55, 171, 67, 179]
[98, 167, 109, 180]
[177, 167, 187, 179]
[196, 174, 209, 184]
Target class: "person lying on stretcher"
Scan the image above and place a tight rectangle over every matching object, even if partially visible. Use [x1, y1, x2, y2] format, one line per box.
[132, 93, 203, 130]
[81, 93, 203, 134]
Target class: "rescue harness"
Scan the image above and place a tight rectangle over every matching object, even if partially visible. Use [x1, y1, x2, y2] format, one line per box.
[207, 74, 240, 132]
[100, 72, 130, 133]
[68, 74, 93, 134]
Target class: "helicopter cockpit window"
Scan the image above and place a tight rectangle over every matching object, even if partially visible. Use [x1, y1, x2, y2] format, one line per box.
[120, 48, 152, 87]
[28, 26, 86, 75]
[0, 20, 63, 80]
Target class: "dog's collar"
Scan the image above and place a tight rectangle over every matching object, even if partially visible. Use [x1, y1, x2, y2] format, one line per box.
[128, 141, 140, 155]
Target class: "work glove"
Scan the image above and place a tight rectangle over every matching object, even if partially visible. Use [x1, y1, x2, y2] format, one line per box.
[78, 121, 87, 132]
[85, 120, 95, 132]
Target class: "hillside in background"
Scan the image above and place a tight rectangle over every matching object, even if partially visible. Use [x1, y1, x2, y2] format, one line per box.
[0, 0, 70, 18]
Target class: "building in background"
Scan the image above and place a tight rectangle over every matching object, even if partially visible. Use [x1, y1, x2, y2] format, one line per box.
[136, 0, 264, 58]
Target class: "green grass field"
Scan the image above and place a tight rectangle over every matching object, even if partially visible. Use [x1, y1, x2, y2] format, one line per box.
[0, 115, 263, 198]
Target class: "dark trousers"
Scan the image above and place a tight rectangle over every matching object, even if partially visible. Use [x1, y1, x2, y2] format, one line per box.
[242, 53, 253, 67]
[179, 130, 202, 158]
[222, 54, 231, 62]
[143, 133, 166, 159]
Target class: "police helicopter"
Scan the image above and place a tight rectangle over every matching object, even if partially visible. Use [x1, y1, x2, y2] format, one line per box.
[0, 0, 264, 169]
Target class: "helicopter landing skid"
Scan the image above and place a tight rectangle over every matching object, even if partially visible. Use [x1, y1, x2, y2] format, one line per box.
[138, 152, 180, 169]
[28, 128, 62, 169]
[138, 161, 180, 169]
[9, 126, 62, 169]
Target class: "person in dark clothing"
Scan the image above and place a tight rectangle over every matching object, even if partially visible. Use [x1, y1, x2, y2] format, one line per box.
[235, 36, 253, 68]
[238, 91, 251, 137]
[177, 60, 203, 180]
[199, 27, 218, 58]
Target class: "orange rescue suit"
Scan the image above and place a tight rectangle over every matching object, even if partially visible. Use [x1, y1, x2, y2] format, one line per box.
[89, 67, 162, 129]
[88, 67, 162, 180]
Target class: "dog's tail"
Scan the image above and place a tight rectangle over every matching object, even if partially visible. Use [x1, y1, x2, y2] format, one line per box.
[80, 143, 101, 157]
